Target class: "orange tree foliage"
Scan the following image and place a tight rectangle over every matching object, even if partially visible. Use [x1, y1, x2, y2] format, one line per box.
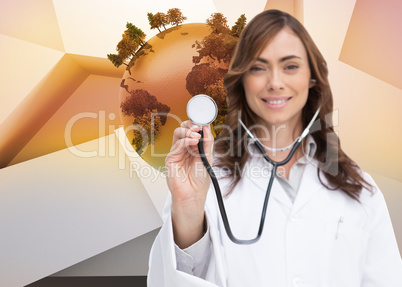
[131, 109, 163, 153]
[185, 63, 227, 96]
[121, 89, 170, 124]
[205, 78, 227, 113]
[192, 12, 241, 65]
[117, 31, 140, 60]
[167, 8, 187, 26]
[206, 13, 230, 34]
[205, 79, 227, 136]
[153, 12, 169, 31]
[192, 33, 237, 64]
[121, 89, 170, 153]
[107, 22, 147, 68]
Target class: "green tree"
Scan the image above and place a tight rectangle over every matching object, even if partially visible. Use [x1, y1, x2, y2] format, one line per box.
[167, 8, 187, 26]
[206, 13, 230, 34]
[126, 22, 146, 45]
[147, 12, 156, 31]
[107, 53, 127, 68]
[153, 12, 169, 31]
[231, 14, 247, 37]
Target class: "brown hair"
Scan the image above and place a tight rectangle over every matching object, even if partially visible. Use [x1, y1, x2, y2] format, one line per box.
[214, 9, 371, 201]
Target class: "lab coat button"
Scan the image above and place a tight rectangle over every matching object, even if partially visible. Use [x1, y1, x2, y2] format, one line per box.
[292, 277, 303, 287]
[290, 213, 301, 222]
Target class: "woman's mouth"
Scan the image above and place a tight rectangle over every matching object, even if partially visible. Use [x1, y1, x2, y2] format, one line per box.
[261, 97, 291, 109]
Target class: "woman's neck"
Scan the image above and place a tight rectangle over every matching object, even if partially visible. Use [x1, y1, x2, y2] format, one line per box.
[257, 122, 304, 179]
[257, 122, 303, 151]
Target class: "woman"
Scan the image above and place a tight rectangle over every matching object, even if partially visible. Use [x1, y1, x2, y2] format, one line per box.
[148, 9, 402, 286]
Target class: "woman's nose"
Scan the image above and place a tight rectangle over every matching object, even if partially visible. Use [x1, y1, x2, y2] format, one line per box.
[266, 71, 284, 91]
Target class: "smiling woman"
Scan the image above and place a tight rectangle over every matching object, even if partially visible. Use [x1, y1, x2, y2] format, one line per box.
[147, 9, 402, 287]
[242, 27, 312, 136]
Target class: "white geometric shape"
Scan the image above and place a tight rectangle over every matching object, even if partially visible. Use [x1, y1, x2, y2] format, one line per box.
[115, 127, 169, 218]
[51, 228, 160, 276]
[0, 135, 162, 287]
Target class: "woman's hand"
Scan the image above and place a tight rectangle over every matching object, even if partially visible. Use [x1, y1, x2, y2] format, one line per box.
[165, 120, 214, 249]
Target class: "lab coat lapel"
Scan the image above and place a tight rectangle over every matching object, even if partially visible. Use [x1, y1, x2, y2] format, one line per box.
[292, 163, 323, 212]
[246, 157, 293, 209]
[270, 176, 293, 208]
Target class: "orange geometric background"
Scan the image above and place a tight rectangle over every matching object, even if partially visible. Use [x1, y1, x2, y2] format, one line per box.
[0, 0, 401, 286]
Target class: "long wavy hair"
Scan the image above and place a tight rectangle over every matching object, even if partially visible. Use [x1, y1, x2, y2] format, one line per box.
[214, 9, 371, 201]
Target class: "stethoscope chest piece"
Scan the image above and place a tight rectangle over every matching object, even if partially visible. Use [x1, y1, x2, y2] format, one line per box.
[186, 94, 218, 126]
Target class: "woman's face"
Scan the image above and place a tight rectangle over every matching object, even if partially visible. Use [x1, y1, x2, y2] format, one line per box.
[242, 27, 313, 131]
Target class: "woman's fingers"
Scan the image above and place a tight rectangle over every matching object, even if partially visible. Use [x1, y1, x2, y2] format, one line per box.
[167, 120, 215, 168]
[172, 127, 201, 144]
[170, 137, 199, 156]
[172, 121, 200, 144]
[166, 137, 199, 165]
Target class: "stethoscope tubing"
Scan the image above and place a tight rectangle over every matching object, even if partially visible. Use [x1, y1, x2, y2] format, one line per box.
[198, 129, 302, 245]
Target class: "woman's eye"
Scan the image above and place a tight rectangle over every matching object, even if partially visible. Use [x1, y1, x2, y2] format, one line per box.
[250, 66, 264, 72]
[285, 64, 299, 70]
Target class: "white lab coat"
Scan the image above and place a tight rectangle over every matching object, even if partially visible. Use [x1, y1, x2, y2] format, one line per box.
[148, 155, 402, 286]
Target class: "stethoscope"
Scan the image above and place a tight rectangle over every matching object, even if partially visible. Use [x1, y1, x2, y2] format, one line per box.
[187, 94, 320, 245]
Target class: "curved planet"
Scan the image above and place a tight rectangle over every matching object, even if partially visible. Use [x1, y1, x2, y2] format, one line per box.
[119, 23, 211, 169]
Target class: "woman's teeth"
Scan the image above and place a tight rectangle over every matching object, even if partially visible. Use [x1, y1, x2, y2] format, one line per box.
[269, 99, 285, 104]
[263, 99, 287, 104]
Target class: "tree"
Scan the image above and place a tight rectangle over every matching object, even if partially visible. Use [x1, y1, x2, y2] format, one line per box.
[121, 89, 170, 153]
[109, 23, 147, 68]
[205, 79, 227, 113]
[205, 79, 227, 137]
[131, 109, 163, 154]
[107, 21, 149, 68]
[231, 14, 247, 37]
[225, 38, 238, 61]
[153, 12, 169, 32]
[167, 8, 187, 26]
[107, 53, 127, 68]
[116, 31, 139, 61]
[206, 13, 230, 34]
[147, 12, 156, 30]
[186, 63, 226, 96]
[126, 22, 146, 45]
[193, 33, 235, 64]
[121, 89, 170, 124]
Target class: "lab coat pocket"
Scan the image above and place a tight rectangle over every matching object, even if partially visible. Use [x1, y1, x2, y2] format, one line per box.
[326, 217, 369, 250]
[324, 217, 370, 286]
